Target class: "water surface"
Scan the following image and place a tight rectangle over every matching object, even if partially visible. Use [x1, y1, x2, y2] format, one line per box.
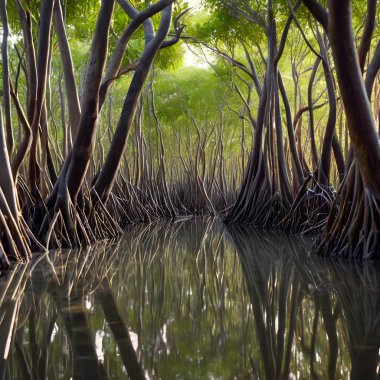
[0, 219, 379, 379]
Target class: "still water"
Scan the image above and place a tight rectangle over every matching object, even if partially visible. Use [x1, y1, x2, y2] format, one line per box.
[0, 219, 379, 379]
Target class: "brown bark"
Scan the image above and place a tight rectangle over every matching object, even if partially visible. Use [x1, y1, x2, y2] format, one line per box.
[365, 41, 380, 101]
[93, 5, 173, 201]
[307, 57, 320, 171]
[53, 0, 81, 140]
[0, 0, 14, 157]
[64, 0, 115, 201]
[317, 32, 337, 186]
[357, 0, 377, 73]
[15, 0, 37, 125]
[10, 84, 32, 179]
[332, 134, 345, 182]
[0, 109, 18, 220]
[302, 0, 328, 31]
[99, 0, 175, 108]
[29, 0, 55, 196]
[278, 73, 304, 185]
[328, 0, 380, 197]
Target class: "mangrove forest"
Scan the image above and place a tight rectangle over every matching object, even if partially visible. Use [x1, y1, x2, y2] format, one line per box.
[0, 0, 380, 378]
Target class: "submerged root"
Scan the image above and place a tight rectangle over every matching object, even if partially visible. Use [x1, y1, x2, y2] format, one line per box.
[317, 187, 380, 259]
[279, 175, 336, 234]
[224, 161, 291, 227]
[38, 189, 124, 250]
[224, 186, 290, 227]
[28, 171, 228, 253]
[0, 187, 33, 266]
[0, 241, 10, 270]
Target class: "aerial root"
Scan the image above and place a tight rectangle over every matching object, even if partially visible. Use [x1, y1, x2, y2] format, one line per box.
[0, 216, 29, 265]
[36, 185, 128, 250]
[278, 175, 335, 234]
[0, 241, 10, 269]
[317, 186, 380, 259]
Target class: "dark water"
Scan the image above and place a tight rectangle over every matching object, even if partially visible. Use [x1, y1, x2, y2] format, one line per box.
[0, 219, 379, 379]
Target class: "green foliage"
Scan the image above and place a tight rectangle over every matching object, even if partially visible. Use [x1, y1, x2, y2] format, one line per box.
[152, 66, 233, 124]
[4, 0, 379, 182]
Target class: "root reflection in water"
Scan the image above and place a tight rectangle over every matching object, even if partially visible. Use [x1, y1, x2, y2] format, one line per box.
[0, 219, 379, 379]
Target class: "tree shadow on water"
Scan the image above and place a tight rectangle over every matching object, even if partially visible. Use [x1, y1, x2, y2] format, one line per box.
[0, 220, 379, 379]
[227, 224, 380, 380]
[0, 239, 146, 380]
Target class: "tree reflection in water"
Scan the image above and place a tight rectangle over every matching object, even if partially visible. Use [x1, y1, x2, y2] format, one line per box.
[0, 219, 378, 379]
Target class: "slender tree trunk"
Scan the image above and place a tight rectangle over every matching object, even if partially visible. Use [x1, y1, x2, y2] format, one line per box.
[308, 58, 320, 171]
[10, 85, 32, 179]
[317, 33, 337, 186]
[53, 0, 81, 140]
[365, 41, 380, 101]
[98, 0, 175, 108]
[328, 0, 380, 197]
[278, 73, 304, 186]
[15, 0, 37, 125]
[332, 134, 345, 182]
[93, 5, 173, 202]
[29, 0, 55, 196]
[0, 0, 14, 157]
[58, 74, 68, 158]
[357, 0, 377, 73]
[64, 0, 115, 201]
[0, 109, 18, 220]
